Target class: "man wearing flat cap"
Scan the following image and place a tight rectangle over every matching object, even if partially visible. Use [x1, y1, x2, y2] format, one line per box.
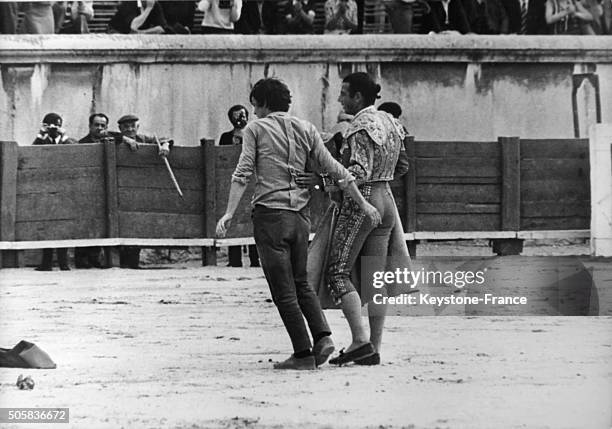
[116, 114, 172, 268]
[33, 112, 77, 271]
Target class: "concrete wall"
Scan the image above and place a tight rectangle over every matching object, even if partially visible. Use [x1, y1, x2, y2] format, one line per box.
[1, 35, 611, 146]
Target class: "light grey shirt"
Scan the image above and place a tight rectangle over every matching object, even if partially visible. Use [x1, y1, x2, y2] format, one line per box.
[232, 111, 354, 211]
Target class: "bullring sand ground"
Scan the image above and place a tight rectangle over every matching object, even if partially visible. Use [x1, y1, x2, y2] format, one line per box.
[1, 242, 611, 429]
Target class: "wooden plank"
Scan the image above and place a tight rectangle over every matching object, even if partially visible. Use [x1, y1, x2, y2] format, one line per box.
[416, 158, 500, 178]
[17, 175, 104, 197]
[517, 229, 589, 239]
[1, 142, 18, 240]
[216, 237, 257, 246]
[521, 201, 590, 218]
[404, 136, 416, 233]
[520, 217, 590, 230]
[501, 136, 520, 231]
[415, 141, 499, 158]
[202, 139, 217, 265]
[117, 167, 203, 191]
[521, 179, 589, 201]
[417, 214, 500, 231]
[416, 184, 501, 203]
[417, 177, 501, 185]
[520, 139, 589, 158]
[0, 237, 215, 250]
[413, 231, 515, 240]
[16, 190, 105, 222]
[15, 218, 106, 241]
[1, 141, 19, 267]
[104, 141, 119, 267]
[416, 202, 500, 214]
[520, 159, 589, 180]
[118, 188, 203, 214]
[16, 167, 104, 194]
[215, 145, 242, 170]
[18, 144, 104, 169]
[119, 211, 203, 238]
[115, 144, 203, 169]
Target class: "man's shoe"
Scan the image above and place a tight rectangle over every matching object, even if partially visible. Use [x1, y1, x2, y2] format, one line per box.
[273, 355, 316, 370]
[354, 352, 381, 366]
[313, 336, 335, 366]
[59, 265, 70, 271]
[329, 343, 375, 366]
[35, 266, 52, 272]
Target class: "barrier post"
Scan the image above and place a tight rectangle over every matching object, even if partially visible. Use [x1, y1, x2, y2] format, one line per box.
[493, 136, 523, 256]
[0, 141, 19, 268]
[589, 124, 612, 256]
[201, 139, 217, 266]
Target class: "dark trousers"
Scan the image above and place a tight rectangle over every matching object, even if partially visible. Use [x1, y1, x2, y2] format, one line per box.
[253, 206, 330, 353]
[228, 244, 260, 267]
[39, 248, 68, 269]
[119, 246, 141, 269]
[74, 247, 102, 268]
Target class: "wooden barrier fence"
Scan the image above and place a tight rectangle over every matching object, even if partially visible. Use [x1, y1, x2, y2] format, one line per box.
[0, 137, 590, 267]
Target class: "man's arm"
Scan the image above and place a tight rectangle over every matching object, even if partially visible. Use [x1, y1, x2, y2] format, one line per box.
[311, 129, 381, 225]
[215, 181, 248, 237]
[216, 125, 257, 236]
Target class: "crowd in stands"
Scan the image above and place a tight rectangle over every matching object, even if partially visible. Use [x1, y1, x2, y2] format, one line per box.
[1, 0, 610, 35]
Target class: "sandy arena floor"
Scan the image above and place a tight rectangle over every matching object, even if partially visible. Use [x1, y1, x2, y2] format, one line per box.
[0, 245, 611, 429]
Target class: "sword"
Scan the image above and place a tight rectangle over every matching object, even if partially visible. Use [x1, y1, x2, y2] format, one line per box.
[155, 136, 184, 199]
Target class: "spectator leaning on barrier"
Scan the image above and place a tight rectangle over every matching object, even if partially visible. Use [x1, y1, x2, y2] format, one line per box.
[377, 102, 410, 179]
[234, 0, 264, 33]
[108, 0, 170, 34]
[502, 0, 547, 34]
[218, 105, 260, 268]
[545, 0, 593, 33]
[463, 0, 509, 33]
[19, 1, 55, 34]
[53, 1, 94, 33]
[602, 0, 612, 33]
[159, 0, 196, 33]
[0, 2, 18, 34]
[421, 0, 472, 33]
[282, 0, 317, 33]
[33, 113, 78, 272]
[75, 113, 117, 269]
[116, 114, 172, 269]
[324, 0, 358, 33]
[197, 0, 243, 33]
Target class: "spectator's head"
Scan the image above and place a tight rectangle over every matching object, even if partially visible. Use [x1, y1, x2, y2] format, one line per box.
[249, 78, 292, 118]
[228, 105, 249, 129]
[117, 114, 139, 138]
[378, 102, 402, 119]
[89, 113, 109, 139]
[42, 113, 63, 138]
[339, 72, 381, 115]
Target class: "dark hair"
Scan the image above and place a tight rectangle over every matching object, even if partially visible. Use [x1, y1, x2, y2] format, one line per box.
[342, 72, 381, 106]
[227, 105, 248, 121]
[42, 112, 62, 125]
[378, 102, 402, 119]
[89, 113, 109, 126]
[249, 78, 292, 112]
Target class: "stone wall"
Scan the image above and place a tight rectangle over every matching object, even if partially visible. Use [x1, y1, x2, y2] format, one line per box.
[0, 34, 611, 146]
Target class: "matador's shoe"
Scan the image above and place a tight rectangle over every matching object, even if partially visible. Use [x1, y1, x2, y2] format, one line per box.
[329, 343, 375, 366]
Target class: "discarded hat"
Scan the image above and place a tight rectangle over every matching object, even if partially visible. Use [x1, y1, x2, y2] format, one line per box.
[0, 341, 56, 369]
[117, 114, 139, 124]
